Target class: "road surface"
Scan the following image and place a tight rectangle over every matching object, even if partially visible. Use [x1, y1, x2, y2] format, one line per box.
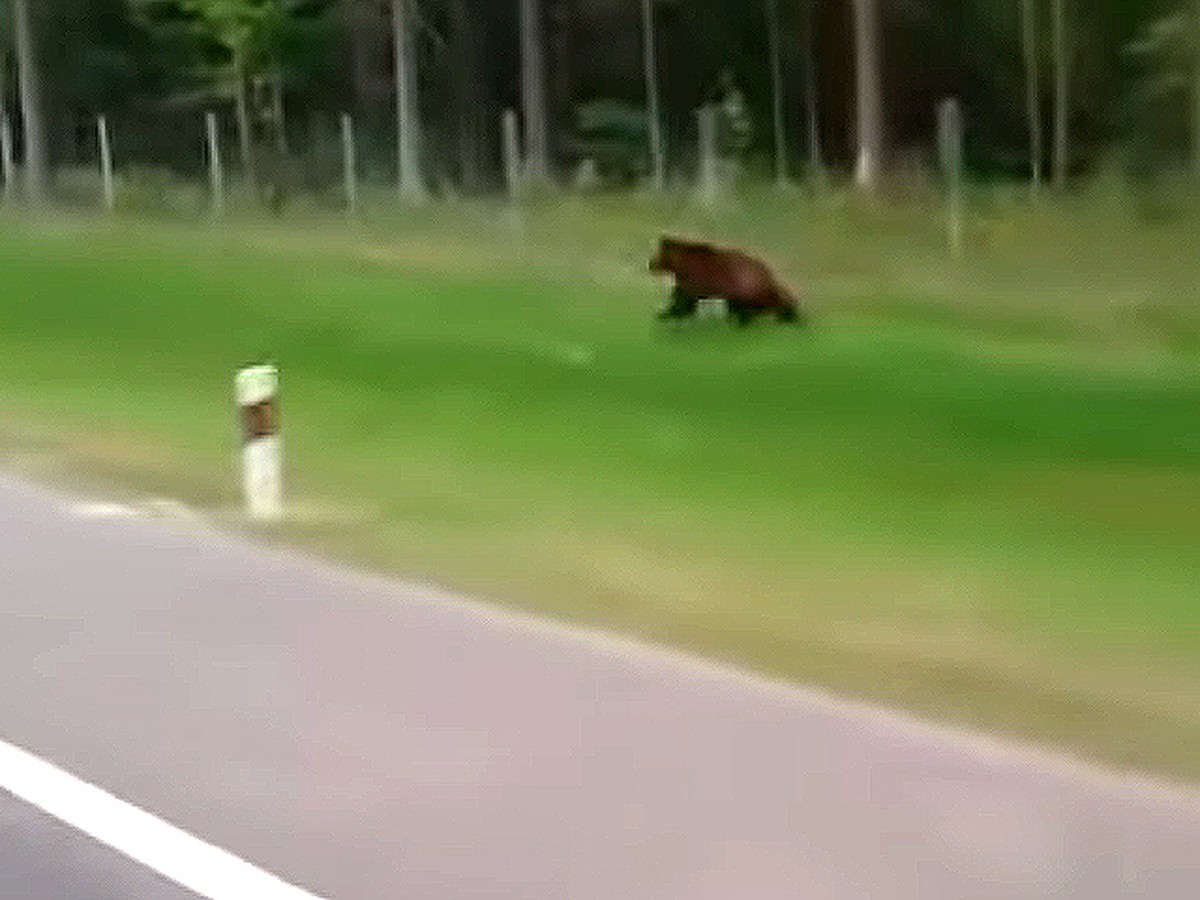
[1, 472, 1198, 899]
[0, 788, 200, 900]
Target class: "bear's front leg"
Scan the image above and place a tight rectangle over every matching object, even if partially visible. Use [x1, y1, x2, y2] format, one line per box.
[658, 285, 699, 320]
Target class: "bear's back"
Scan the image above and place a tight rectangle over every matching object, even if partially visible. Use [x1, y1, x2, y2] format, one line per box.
[666, 240, 777, 304]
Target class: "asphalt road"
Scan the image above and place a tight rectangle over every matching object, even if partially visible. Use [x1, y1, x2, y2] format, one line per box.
[1, 472, 1198, 899]
[0, 788, 200, 900]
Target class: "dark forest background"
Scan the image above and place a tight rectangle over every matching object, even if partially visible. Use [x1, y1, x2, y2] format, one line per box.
[1, 1, 1196, 193]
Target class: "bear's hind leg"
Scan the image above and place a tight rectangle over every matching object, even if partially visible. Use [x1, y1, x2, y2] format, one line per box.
[727, 303, 755, 327]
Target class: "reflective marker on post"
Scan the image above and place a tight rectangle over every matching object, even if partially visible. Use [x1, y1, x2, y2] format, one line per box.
[236, 365, 282, 521]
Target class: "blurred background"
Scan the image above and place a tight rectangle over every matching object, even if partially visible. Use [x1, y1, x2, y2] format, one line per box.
[1, 0, 1197, 213]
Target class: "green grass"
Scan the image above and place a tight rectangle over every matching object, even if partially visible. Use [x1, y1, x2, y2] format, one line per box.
[2, 194, 1199, 781]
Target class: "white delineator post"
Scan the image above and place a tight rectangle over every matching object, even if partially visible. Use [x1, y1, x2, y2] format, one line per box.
[236, 365, 282, 521]
[98, 114, 115, 212]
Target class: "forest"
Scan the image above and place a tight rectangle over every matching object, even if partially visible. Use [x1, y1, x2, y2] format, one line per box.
[1, 0, 1196, 198]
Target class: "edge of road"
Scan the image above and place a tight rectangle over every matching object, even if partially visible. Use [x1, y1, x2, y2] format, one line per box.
[4, 468, 1200, 815]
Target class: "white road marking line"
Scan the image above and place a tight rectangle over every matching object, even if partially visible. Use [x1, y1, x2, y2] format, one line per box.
[67, 501, 140, 519]
[0, 737, 324, 900]
[65, 495, 205, 524]
[142, 497, 201, 521]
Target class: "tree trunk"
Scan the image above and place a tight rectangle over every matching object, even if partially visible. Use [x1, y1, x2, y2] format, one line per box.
[272, 69, 287, 154]
[233, 56, 256, 192]
[1051, 0, 1067, 189]
[12, 0, 47, 205]
[343, 0, 377, 112]
[0, 47, 6, 124]
[392, 0, 425, 201]
[448, 0, 483, 192]
[765, 0, 787, 185]
[1021, 0, 1042, 197]
[0, 48, 11, 203]
[547, 0, 571, 170]
[518, 0, 550, 183]
[1193, 0, 1200, 176]
[641, 0, 665, 190]
[800, 0, 823, 185]
[851, 0, 883, 193]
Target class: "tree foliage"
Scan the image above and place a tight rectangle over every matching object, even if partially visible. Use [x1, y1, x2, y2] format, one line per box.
[0, 0, 1191, 190]
[1122, 9, 1197, 177]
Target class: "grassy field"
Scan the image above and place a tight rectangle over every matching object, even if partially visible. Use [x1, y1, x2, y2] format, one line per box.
[1, 189, 1198, 780]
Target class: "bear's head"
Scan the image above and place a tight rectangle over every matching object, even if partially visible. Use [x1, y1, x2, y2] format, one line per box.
[649, 236, 684, 273]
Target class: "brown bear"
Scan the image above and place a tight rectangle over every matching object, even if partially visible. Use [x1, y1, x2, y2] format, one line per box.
[649, 236, 807, 327]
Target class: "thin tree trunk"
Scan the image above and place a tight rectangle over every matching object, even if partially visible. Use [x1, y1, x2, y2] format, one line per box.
[1193, 0, 1200, 176]
[800, 0, 823, 185]
[0, 46, 7, 133]
[233, 57, 256, 192]
[272, 69, 287, 154]
[765, 0, 787, 184]
[547, 0, 571, 169]
[448, 0, 482, 192]
[12, 0, 47, 204]
[392, 0, 425, 201]
[0, 49, 12, 204]
[518, 0, 550, 182]
[1051, 0, 1067, 189]
[851, 0, 883, 193]
[1021, 0, 1042, 197]
[641, 0, 665, 190]
[343, 0, 375, 112]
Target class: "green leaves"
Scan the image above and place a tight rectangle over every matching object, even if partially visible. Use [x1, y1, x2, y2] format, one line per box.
[135, 0, 329, 76]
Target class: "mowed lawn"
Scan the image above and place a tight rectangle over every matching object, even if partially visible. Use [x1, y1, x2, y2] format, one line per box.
[1, 212, 1199, 779]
